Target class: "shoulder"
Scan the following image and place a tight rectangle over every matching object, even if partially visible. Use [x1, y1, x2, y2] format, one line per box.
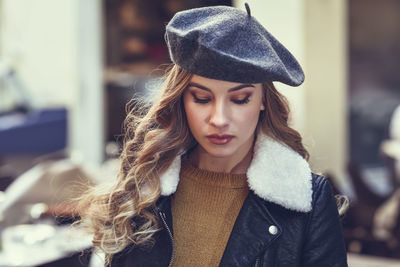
[301, 174, 348, 266]
[311, 173, 329, 189]
[309, 173, 339, 215]
[249, 173, 336, 214]
[310, 173, 335, 203]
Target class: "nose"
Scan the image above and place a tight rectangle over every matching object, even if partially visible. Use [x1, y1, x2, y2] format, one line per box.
[209, 100, 229, 128]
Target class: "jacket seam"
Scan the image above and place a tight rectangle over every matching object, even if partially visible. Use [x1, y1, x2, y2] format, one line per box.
[302, 176, 325, 246]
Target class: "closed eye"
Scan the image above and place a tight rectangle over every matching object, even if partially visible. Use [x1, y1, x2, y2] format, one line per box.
[191, 92, 210, 104]
[232, 94, 251, 104]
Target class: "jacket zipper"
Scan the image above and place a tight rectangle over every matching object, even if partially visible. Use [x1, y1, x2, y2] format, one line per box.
[158, 210, 175, 267]
[254, 257, 260, 267]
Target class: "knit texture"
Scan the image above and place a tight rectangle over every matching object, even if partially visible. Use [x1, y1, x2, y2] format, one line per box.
[171, 157, 249, 267]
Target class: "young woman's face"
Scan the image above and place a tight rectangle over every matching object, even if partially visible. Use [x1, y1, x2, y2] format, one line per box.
[183, 74, 265, 158]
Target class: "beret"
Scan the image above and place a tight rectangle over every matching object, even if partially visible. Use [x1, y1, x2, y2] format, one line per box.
[165, 4, 305, 86]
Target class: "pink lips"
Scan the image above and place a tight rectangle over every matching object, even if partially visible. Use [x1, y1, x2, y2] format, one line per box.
[206, 134, 234, 145]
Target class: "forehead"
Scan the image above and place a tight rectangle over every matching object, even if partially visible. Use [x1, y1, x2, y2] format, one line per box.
[189, 74, 252, 90]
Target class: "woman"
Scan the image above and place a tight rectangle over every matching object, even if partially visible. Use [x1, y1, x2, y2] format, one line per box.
[79, 4, 348, 267]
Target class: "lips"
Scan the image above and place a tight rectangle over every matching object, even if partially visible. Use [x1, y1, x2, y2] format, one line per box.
[206, 134, 234, 145]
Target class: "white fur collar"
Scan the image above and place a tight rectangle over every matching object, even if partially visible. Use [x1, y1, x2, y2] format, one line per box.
[159, 133, 313, 212]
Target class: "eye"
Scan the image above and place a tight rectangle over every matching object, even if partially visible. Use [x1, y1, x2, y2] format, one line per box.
[194, 97, 210, 104]
[232, 94, 250, 104]
[191, 92, 211, 104]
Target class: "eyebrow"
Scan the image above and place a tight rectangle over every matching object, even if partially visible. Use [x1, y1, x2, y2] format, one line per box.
[187, 82, 255, 92]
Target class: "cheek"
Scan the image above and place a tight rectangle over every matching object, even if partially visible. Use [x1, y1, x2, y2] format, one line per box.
[183, 95, 204, 133]
[238, 112, 260, 130]
[232, 104, 262, 127]
[184, 96, 197, 119]
[185, 104, 197, 126]
[237, 91, 264, 126]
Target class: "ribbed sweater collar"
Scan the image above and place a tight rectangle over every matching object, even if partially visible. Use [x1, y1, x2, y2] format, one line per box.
[180, 157, 248, 189]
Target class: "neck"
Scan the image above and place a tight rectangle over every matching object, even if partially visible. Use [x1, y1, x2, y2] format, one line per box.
[189, 136, 255, 174]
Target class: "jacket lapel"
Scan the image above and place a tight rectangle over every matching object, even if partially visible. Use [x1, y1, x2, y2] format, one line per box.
[155, 191, 282, 267]
[219, 191, 281, 267]
[156, 196, 174, 235]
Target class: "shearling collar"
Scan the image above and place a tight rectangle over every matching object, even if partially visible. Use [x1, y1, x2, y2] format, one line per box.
[159, 133, 313, 212]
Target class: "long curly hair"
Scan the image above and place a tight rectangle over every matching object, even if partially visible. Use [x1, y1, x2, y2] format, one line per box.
[77, 64, 310, 264]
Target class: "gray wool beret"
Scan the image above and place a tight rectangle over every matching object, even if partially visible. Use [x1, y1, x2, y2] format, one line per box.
[165, 4, 305, 86]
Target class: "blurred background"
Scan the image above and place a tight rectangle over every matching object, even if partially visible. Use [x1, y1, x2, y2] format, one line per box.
[0, 0, 399, 266]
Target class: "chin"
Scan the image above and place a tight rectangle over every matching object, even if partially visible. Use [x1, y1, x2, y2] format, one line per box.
[202, 145, 237, 158]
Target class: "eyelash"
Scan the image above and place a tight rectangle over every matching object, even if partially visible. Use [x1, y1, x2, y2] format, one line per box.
[193, 97, 210, 104]
[193, 95, 250, 105]
[234, 96, 250, 104]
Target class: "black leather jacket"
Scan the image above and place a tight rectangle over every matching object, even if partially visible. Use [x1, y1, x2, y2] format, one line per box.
[110, 174, 348, 267]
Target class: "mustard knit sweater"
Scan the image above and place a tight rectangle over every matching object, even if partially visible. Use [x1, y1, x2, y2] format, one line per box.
[171, 157, 249, 267]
